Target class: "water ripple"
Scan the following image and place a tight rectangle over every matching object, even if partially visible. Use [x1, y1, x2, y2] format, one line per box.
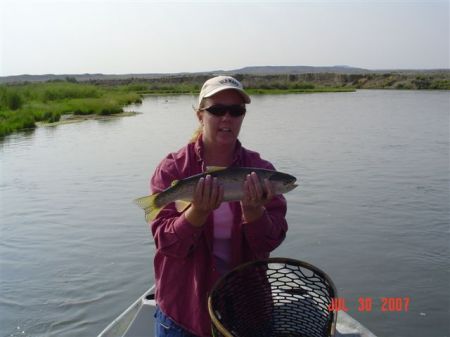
[1, 91, 449, 337]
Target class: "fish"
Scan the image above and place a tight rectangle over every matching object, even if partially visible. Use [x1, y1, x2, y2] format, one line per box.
[134, 167, 298, 222]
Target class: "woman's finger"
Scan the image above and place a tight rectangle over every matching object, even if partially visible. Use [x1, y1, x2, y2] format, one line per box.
[263, 178, 274, 202]
[194, 177, 205, 204]
[214, 183, 224, 208]
[246, 174, 257, 200]
[202, 174, 212, 202]
[242, 179, 249, 203]
[209, 177, 219, 207]
[250, 172, 263, 199]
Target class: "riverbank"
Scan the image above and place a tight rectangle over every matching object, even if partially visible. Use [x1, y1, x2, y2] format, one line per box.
[87, 71, 450, 91]
[35, 111, 139, 127]
[0, 80, 355, 138]
[1, 71, 449, 138]
[0, 82, 142, 137]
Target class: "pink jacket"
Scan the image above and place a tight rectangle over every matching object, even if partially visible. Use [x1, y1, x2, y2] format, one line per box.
[150, 136, 288, 337]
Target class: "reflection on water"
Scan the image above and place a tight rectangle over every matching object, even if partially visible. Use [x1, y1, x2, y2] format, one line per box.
[1, 90, 449, 337]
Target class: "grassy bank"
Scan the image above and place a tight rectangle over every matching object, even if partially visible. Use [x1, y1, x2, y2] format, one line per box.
[0, 80, 354, 137]
[90, 71, 450, 91]
[0, 82, 142, 137]
[134, 82, 355, 96]
[1, 71, 448, 138]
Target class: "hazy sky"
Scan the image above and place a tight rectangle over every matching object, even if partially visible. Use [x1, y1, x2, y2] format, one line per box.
[1, 0, 449, 76]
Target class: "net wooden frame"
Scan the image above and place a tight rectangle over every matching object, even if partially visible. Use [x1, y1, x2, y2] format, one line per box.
[208, 257, 338, 337]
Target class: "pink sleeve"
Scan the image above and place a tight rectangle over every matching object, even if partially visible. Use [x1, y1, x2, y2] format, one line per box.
[149, 158, 204, 258]
[242, 195, 288, 256]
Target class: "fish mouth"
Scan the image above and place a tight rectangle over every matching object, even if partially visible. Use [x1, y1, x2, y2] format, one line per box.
[288, 183, 298, 191]
[285, 176, 297, 186]
[283, 181, 298, 192]
[270, 172, 298, 192]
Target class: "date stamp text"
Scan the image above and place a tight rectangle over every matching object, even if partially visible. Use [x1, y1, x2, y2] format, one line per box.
[328, 297, 410, 312]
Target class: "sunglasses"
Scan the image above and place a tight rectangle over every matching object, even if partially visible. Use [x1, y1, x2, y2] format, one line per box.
[201, 104, 246, 117]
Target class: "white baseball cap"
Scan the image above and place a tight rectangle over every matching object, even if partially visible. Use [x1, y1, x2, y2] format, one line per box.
[198, 76, 251, 106]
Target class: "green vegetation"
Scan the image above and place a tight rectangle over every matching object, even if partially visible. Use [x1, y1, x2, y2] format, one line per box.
[1, 70, 448, 138]
[0, 82, 142, 137]
[1, 79, 352, 138]
[128, 81, 355, 95]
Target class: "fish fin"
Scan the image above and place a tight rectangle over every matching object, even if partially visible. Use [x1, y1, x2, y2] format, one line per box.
[174, 200, 191, 213]
[134, 194, 161, 222]
[206, 166, 227, 173]
[144, 206, 161, 223]
[134, 194, 158, 209]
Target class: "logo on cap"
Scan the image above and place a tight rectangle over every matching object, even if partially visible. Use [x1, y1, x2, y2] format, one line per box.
[219, 78, 240, 87]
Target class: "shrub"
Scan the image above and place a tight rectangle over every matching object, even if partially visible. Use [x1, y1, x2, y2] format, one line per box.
[41, 83, 100, 101]
[292, 83, 315, 90]
[413, 78, 431, 89]
[65, 76, 78, 83]
[8, 92, 23, 110]
[430, 80, 450, 90]
[0, 87, 23, 110]
[124, 83, 149, 92]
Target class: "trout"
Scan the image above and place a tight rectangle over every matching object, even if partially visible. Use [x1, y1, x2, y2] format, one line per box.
[134, 167, 298, 222]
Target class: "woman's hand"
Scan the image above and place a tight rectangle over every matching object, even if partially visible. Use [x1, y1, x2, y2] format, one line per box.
[185, 175, 224, 227]
[241, 172, 274, 223]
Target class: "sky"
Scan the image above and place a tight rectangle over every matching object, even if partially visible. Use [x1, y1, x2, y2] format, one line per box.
[0, 0, 449, 76]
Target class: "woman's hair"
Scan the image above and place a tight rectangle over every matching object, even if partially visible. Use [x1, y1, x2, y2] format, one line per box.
[188, 98, 207, 143]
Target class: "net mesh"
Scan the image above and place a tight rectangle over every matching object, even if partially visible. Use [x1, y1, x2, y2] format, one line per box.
[208, 258, 337, 337]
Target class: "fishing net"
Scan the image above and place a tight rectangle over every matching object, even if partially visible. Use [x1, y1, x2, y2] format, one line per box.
[208, 258, 337, 337]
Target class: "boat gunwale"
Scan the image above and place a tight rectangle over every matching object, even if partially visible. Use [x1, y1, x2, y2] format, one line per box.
[97, 285, 155, 337]
[97, 284, 377, 337]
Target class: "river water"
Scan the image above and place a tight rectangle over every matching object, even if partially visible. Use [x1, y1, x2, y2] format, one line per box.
[1, 90, 449, 337]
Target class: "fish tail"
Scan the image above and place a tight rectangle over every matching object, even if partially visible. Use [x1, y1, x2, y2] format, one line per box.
[134, 194, 161, 222]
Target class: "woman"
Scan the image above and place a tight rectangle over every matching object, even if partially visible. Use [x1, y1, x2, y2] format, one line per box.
[150, 76, 288, 337]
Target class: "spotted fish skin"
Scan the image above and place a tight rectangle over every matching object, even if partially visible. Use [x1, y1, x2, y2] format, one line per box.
[134, 167, 298, 222]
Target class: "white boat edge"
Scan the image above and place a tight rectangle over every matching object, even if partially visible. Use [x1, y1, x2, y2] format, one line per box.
[98, 285, 377, 337]
[98, 286, 156, 337]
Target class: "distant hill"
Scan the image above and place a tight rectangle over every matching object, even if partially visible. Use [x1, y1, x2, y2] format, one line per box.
[226, 65, 371, 74]
[0, 65, 369, 83]
[1, 65, 449, 84]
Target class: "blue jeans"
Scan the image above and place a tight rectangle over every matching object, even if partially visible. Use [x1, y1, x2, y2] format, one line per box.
[154, 307, 198, 337]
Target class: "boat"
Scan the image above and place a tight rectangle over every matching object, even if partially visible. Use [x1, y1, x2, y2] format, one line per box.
[98, 285, 377, 337]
